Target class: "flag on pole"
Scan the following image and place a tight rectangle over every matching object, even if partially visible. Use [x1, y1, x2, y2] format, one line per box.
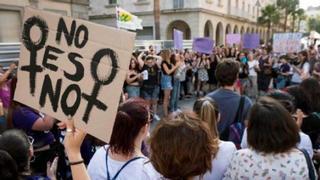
[116, 7, 143, 31]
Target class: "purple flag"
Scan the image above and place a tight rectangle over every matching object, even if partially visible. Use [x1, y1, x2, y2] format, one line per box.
[192, 37, 214, 54]
[226, 34, 241, 46]
[174, 29, 183, 50]
[242, 33, 260, 49]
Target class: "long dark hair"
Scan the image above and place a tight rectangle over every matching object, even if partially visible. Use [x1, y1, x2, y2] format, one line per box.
[300, 78, 320, 112]
[298, 50, 309, 68]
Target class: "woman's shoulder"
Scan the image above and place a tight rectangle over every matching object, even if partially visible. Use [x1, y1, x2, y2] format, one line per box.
[219, 141, 237, 151]
[232, 148, 255, 159]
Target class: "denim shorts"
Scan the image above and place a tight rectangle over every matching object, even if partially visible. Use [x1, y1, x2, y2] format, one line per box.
[161, 74, 173, 90]
[141, 86, 160, 100]
[125, 85, 140, 98]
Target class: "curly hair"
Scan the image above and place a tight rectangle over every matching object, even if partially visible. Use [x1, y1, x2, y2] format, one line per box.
[149, 111, 219, 180]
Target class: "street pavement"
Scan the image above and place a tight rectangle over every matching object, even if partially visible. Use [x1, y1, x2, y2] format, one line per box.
[150, 97, 197, 130]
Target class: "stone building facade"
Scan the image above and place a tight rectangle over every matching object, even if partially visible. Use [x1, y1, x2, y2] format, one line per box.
[0, 0, 89, 42]
[90, 0, 277, 45]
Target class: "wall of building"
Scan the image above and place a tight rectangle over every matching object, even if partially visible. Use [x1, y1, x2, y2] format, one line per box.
[89, 0, 270, 42]
[0, 0, 89, 43]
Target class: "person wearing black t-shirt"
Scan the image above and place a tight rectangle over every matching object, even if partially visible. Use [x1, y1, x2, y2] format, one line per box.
[138, 54, 161, 117]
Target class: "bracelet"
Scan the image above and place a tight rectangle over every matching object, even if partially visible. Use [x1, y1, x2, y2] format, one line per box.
[69, 160, 84, 166]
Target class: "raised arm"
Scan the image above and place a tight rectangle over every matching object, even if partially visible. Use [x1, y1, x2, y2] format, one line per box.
[0, 63, 16, 86]
[137, 53, 145, 69]
[63, 119, 90, 180]
[162, 62, 180, 75]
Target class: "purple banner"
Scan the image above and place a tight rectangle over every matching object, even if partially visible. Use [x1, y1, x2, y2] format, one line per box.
[226, 34, 241, 46]
[242, 33, 260, 49]
[192, 37, 214, 54]
[174, 29, 183, 50]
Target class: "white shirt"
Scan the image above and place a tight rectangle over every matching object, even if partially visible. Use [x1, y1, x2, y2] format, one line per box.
[223, 148, 311, 180]
[248, 60, 259, 76]
[88, 145, 161, 180]
[202, 141, 237, 180]
[291, 62, 310, 83]
[241, 128, 314, 158]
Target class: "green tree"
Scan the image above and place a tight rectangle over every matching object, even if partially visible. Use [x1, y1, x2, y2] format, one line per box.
[293, 8, 306, 32]
[276, 0, 299, 32]
[308, 16, 320, 32]
[258, 4, 280, 40]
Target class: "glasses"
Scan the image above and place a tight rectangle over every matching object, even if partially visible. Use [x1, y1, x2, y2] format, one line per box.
[28, 136, 34, 145]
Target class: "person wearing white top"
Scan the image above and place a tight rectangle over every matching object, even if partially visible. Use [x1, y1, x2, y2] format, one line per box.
[88, 98, 161, 180]
[241, 128, 313, 158]
[193, 97, 236, 180]
[247, 53, 259, 100]
[88, 145, 160, 180]
[241, 90, 314, 158]
[291, 51, 310, 84]
[202, 141, 236, 180]
[224, 97, 317, 180]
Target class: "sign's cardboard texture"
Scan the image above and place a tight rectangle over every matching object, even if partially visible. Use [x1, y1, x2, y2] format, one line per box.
[15, 7, 136, 142]
[273, 33, 302, 53]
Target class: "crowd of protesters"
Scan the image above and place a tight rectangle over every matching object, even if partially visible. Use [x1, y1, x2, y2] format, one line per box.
[0, 42, 320, 180]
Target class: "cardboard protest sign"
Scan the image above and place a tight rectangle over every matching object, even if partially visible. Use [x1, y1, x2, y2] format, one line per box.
[242, 33, 260, 49]
[273, 33, 302, 53]
[226, 34, 241, 47]
[192, 38, 214, 54]
[15, 7, 136, 142]
[174, 29, 183, 50]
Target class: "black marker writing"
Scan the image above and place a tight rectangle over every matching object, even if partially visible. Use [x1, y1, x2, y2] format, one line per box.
[21, 16, 48, 95]
[61, 84, 81, 116]
[39, 74, 62, 112]
[56, 18, 88, 48]
[82, 48, 119, 123]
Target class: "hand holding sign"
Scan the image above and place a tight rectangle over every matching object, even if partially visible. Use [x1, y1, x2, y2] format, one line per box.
[15, 7, 136, 142]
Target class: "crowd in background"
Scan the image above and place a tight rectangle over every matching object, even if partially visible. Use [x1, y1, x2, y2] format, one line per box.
[0, 42, 320, 180]
[124, 44, 320, 116]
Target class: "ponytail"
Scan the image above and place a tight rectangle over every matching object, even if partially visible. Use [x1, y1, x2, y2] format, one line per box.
[193, 97, 220, 139]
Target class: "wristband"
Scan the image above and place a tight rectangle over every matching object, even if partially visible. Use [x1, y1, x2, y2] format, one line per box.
[69, 160, 84, 166]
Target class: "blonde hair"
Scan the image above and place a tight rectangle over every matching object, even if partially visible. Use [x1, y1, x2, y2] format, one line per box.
[161, 49, 171, 62]
[193, 97, 219, 138]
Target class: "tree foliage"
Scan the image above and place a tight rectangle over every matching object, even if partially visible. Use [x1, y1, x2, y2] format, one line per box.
[308, 16, 320, 32]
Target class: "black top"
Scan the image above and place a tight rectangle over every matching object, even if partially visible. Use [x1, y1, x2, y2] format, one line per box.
[207, 56, 218, 84]
[238, 60, 249, 79]
[142, 64, 159, 87]
[161, 61, 173, 75]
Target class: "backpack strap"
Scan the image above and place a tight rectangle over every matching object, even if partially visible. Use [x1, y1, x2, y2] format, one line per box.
[105, 147, 144, 180]
[299, 148, 316, 180]
[233, 96, 245, 123]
